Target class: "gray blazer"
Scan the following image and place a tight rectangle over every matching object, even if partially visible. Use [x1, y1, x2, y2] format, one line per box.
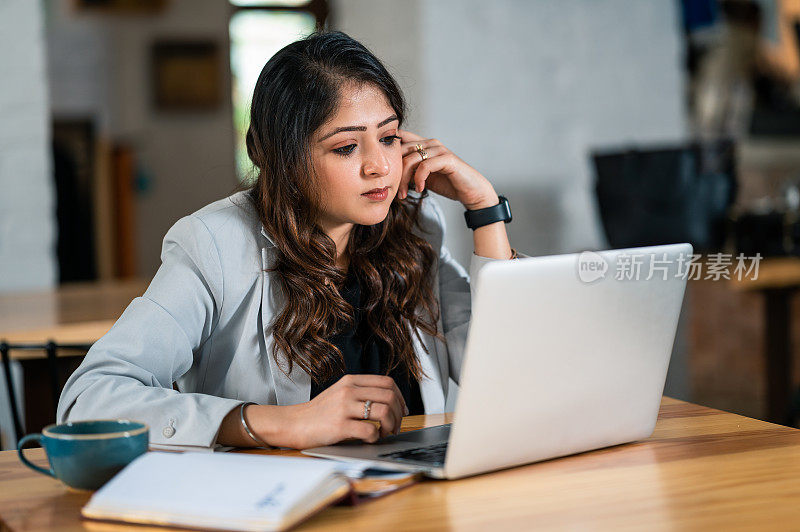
[57, 190, 509, 448]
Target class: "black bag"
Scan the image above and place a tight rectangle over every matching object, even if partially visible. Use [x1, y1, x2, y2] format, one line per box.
[593, 140, 736, 252]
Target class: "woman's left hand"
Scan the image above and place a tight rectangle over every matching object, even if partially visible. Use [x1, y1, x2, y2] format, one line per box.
[397, 129, 499, 210]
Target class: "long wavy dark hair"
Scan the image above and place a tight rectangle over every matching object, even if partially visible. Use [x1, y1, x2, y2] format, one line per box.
[243, 30, 445, 385]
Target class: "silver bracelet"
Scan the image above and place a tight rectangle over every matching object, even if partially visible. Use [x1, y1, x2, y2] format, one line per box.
[239, 402, 267, 447]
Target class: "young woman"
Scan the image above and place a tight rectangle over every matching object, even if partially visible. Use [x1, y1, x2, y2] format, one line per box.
[57, 31, 520, 450]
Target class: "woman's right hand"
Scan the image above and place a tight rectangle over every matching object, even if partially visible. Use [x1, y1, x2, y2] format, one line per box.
[249, 374, 409, 449]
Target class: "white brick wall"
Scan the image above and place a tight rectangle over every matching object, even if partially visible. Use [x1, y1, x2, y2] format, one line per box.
[0, 0, 57, 293]
[0, 0, 53, 449]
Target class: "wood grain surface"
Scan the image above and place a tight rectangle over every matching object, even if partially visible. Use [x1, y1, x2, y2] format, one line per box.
[0, 279, 147, 352]
[729, 257, 800, 291]
[3, 398, 800, 530]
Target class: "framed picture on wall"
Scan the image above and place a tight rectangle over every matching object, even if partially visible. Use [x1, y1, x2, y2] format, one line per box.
[72, 0, 168, 13]
[151, 40, 222, 111]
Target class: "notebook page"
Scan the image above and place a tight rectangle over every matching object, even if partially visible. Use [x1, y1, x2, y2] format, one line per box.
[84, 452, 343, 524]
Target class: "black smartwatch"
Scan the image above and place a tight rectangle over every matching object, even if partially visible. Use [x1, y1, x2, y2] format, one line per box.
[464, 195, 512, 230]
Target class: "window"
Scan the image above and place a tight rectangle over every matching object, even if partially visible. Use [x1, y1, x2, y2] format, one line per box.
[229, 1, 327, 182]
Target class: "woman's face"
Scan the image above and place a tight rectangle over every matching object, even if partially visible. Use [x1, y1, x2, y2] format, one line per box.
[311, 82, 402, 241]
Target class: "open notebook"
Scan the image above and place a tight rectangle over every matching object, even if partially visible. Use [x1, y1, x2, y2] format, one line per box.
[82, 452, 351, 531]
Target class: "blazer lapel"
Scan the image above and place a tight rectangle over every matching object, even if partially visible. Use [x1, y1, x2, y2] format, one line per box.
[413, 324, 447, 413]
[260, 230, 311, 406]
[431, 276, 449, 400]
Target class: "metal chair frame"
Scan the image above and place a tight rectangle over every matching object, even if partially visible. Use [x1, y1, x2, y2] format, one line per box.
[0, 340, 92, 447]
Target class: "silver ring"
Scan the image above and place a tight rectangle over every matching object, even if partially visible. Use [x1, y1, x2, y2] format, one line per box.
[363, 400, 372, 420]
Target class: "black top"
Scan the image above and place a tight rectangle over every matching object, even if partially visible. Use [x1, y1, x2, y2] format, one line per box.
[309, 267, 425, 416]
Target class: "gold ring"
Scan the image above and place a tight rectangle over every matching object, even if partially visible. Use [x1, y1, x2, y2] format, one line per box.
[415, 144, 428, 161]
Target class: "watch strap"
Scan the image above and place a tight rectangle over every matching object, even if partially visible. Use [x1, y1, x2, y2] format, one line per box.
[464, 195, 512, 230]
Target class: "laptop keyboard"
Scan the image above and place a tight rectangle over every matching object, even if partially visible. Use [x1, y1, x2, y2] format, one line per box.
[379, 442, 448, 467]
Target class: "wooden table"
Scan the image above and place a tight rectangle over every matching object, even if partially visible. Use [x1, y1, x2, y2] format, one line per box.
[0, 278, 148, 345]
[731, 257, 800, 425]
[3, 397, 800, 530]
[0, 279, 148, 444]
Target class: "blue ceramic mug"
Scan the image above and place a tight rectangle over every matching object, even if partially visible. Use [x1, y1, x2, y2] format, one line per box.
[17, 419, 149, 491]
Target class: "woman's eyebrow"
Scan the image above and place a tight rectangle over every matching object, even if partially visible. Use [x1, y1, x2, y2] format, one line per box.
[319, 115, 398, 141]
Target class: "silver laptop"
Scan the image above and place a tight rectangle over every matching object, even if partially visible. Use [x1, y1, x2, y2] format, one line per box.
[302, 243, 691, 479]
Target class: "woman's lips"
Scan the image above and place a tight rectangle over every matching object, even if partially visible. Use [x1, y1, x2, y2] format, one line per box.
[361, 186, 389, 201]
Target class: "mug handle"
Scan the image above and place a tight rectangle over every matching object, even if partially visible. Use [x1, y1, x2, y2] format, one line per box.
[17, 434, 55, 478]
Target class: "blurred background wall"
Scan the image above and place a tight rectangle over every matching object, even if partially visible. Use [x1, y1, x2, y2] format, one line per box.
[45, 0, 238, 278]
[0, 0, 57, 293]
[12, 0, 691, 287]
[0, 0, 690, 287]
[334, 0, 688, 268]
